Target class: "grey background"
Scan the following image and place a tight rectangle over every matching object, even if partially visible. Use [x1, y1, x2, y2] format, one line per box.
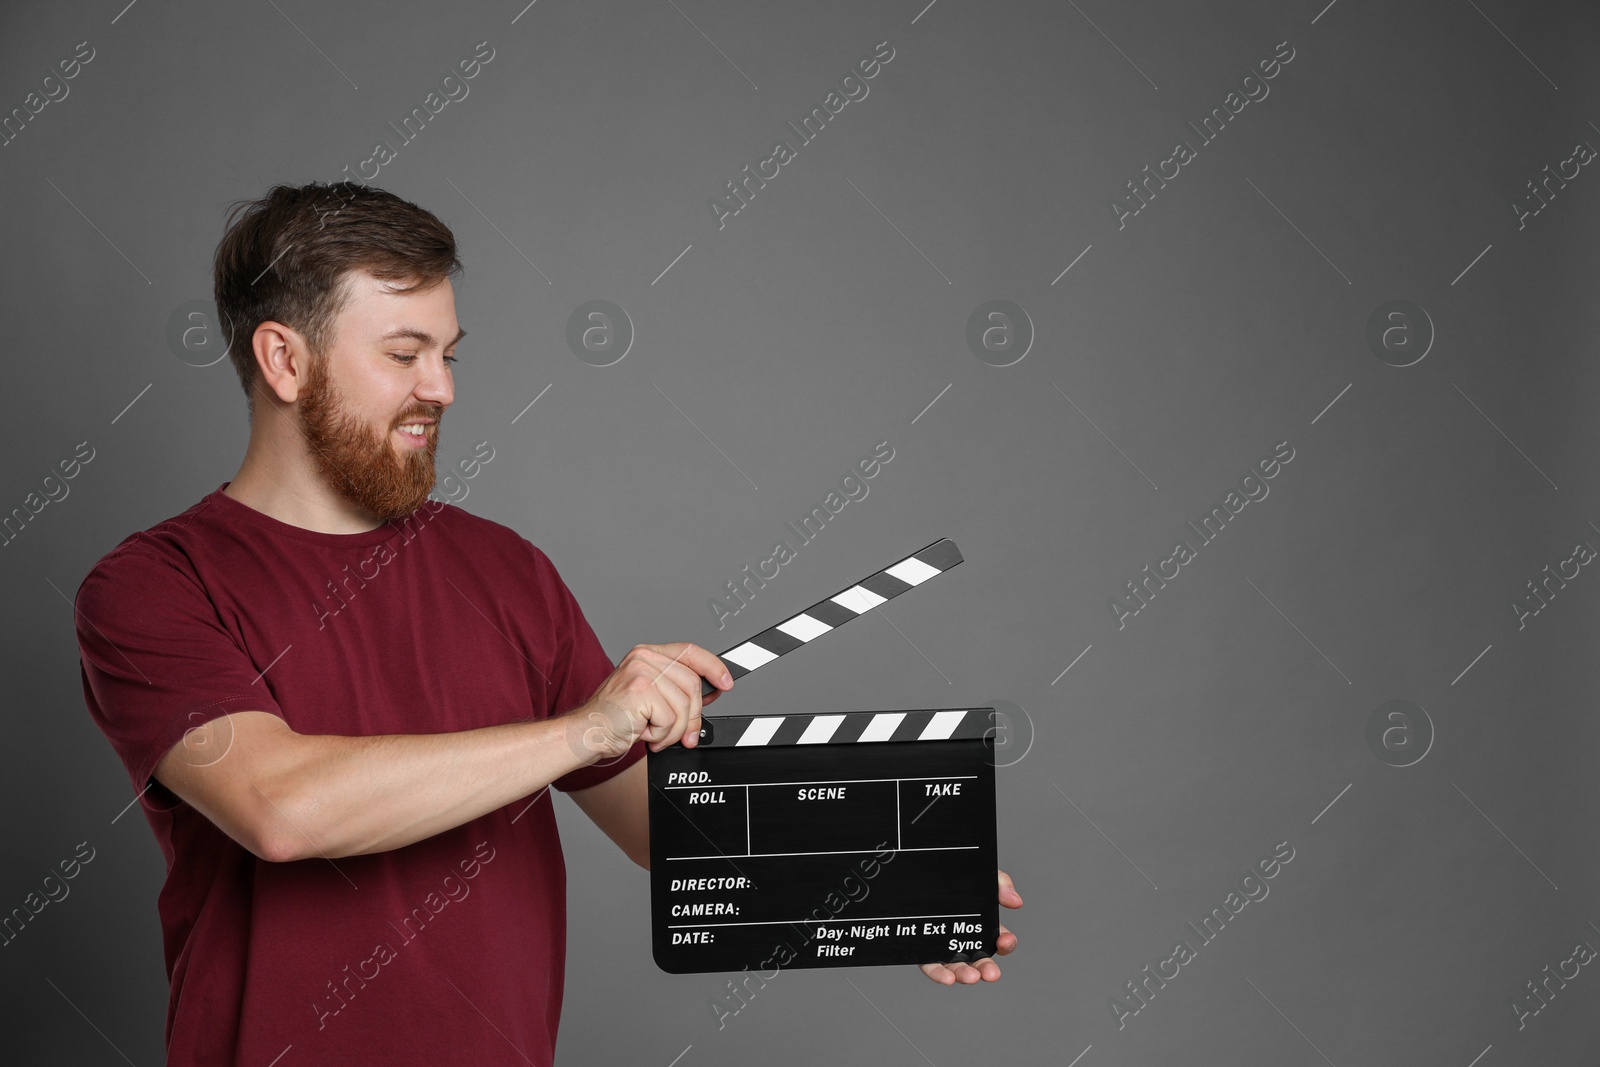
[3, 0, 1597, 1063]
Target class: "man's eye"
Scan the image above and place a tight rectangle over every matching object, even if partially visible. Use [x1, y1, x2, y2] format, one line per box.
[390, 353, 458, 365]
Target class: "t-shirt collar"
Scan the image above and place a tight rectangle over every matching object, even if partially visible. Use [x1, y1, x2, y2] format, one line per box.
[208, 482, 432, 548]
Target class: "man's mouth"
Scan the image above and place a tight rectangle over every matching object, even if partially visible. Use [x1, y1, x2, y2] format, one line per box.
[395, 423, 433, 448]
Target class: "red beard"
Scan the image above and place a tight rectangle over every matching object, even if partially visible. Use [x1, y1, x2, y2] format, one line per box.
[297, 354, 441, 521]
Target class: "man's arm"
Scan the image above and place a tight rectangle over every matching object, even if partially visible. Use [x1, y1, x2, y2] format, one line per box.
[566, 758, 650, 869]
[156, 642, 731, 863]
[157, 710, 595, 862]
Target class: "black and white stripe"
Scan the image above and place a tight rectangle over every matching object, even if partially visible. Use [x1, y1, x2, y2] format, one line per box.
[699, 707, 995, 748]
[700, 538, 964, 697]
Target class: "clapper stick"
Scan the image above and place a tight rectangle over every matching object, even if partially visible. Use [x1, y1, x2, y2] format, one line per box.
[651, 536, 996, 973]
[698, 537, 964, 700]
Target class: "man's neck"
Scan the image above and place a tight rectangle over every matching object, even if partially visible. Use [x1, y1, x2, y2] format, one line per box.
[225, 453, 387, 536]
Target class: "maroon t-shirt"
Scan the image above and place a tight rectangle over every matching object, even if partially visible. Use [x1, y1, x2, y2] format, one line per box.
[73, 484, 645, 1066]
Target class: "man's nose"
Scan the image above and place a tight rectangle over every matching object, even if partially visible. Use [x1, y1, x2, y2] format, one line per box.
[416, 357, 454, 409]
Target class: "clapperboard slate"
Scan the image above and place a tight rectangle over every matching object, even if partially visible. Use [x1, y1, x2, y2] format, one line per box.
[648, 538, 1000, 973]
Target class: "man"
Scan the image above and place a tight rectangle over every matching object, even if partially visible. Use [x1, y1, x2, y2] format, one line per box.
[74, 181, 1021, 1065]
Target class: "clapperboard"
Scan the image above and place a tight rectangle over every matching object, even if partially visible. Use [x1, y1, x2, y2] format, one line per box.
[649, 538, 1000, 973]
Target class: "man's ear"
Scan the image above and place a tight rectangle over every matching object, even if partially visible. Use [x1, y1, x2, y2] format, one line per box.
[252, 322, 309, 404]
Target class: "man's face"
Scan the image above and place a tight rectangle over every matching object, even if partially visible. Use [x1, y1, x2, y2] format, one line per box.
[296, 270, 461, 521]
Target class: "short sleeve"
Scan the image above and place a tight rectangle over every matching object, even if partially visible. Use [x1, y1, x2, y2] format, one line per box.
[527, 542, 646, 793]
[75, 546, 286, 808]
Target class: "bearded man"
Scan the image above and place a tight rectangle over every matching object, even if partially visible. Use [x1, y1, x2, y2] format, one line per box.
[73, 181, 1020, 1067]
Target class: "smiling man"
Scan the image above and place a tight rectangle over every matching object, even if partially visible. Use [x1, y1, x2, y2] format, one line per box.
[73, 181, 1020, 1067]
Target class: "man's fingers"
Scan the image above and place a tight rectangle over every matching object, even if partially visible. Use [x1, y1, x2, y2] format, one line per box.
[635, 643, 727, 749]
[957, 958, 999, 982]
[998, 868, 1023, 908]
[920, 957, 1002, 984]
[651, 655, 707, 750]
[647, 671, 693, 752]
[654, 642, 732, 693]
[615, 646, 688, 750]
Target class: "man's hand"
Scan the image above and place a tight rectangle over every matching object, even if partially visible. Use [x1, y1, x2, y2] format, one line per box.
[567, 642, 732, 762]
[919, 869, 1021, 985]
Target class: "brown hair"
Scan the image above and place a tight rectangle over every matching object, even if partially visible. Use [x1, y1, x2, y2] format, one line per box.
[212, 181, 462, 413]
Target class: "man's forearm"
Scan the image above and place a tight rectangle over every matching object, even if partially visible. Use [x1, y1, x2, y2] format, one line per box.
[231, 710, 597, 860]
